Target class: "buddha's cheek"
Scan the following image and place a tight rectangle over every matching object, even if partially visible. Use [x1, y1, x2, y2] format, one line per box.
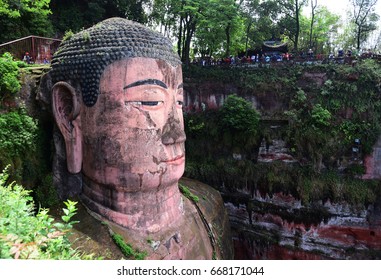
[83, 127, 164, 168]
[124, 107, 162, 129]
[121, 128, 167, 174]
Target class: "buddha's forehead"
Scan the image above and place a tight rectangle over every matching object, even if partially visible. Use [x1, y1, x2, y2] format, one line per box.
[100, 57, 182, 89]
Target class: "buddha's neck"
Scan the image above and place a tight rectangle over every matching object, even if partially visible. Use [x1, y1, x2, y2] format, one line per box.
[80, 174, 184, 233]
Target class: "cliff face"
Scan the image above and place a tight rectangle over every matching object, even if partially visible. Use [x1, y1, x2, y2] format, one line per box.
[184, 80, 288, 118]
[183, 66, 381, 259]
[225, 191, 381, 259]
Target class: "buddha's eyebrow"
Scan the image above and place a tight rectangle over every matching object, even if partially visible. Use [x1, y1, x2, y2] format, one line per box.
[124, 79, 168, 89]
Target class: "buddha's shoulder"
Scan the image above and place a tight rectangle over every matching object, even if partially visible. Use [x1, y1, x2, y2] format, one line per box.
[179, 177, 234, 259]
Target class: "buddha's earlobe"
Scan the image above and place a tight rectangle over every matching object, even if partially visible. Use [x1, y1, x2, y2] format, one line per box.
[52, 82, 83, 173]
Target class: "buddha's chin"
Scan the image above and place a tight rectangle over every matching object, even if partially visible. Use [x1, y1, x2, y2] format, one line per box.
[161, 161, 185, 186]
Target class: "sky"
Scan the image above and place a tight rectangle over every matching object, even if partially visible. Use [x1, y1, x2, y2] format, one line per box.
[304, 0, 381, 49]
[310, 0, 381, 19]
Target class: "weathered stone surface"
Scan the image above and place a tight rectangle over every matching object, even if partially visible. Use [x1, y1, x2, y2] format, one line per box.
[363, 136, 381, 179]
[225, 190, 381, 259]
[38, 18, 234, 260]
[180, 177, 234, 259]
[82, 177, 233, 260]
[184, 80, 287, 116]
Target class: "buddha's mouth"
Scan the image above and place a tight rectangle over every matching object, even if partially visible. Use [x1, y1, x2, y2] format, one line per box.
[163, 154, 185, 165]
[162, 142, 185, 165]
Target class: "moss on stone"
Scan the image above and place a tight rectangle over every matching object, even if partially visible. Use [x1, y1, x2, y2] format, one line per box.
[111, 233, 147, 260]
[179, 183, 199, 203]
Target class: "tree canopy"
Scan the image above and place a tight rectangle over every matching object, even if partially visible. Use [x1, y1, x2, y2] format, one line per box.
[0, 0, 380, 63]
[0, 0, 52, 43]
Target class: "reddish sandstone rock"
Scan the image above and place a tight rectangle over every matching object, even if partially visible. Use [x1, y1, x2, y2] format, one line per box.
[86, 177, 233, 260]
[226, 190, 381, 260]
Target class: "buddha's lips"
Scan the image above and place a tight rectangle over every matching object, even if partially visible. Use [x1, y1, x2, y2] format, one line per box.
[163, 154, 185, 165]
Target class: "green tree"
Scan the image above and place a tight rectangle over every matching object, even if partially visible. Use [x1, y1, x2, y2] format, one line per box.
[299, 6, 340, 53]
[220, 94, 260, 132]
[193, 0, 246, 58]
[149, 0, 179, 37]
[0, 0, 52, 43]
[50, 0, 148, 36]
[308, 0, 318, 49]
[216, 0, 245, 57]
[277, 0, 308, 51]
[219, 94, 261, 161]
[349, 0, 379, 50]
[312, 7, 340, 54]
[0, 52, 21, 99]
[240, 0, 260, 55]
[252, 0, 284, 48]
[150, 0, 205, 64]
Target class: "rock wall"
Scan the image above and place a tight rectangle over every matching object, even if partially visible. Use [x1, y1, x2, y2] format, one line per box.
[225, 190, 381, 260]
[184, 70, 381, 259]
[363, 135, 381, 179]
[184, 80, 288, 118]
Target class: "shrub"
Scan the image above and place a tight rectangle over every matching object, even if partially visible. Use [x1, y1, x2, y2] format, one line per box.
[0, 109, 38, 182]
[0, 109, 37, 159]
[220, 94, 260, 133]
[0, 52, 21, 98]
[0, 167, 80, 259]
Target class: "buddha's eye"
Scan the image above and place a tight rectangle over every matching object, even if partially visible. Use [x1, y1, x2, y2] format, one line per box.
[127, 101, 164, 108]
[141, 101, 163, 106]
[177, 101, 183, 107]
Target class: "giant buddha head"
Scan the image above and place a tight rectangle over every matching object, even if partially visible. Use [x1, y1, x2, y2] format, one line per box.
[50, 18, 186, 232]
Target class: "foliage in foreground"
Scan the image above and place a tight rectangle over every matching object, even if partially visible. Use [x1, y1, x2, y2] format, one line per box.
[0, 52, 22, 99]
[0, 107, 56, 208]
[0, 167, 79, 259]
[0, 108, 41, 187]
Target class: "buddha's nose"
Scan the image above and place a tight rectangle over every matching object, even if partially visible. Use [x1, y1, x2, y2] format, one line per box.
[161, 106, 186, 145]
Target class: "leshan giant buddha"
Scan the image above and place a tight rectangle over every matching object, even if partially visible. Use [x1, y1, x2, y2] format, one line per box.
[41, 18, 232, 259]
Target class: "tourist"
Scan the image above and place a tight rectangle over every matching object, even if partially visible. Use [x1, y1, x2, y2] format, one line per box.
[23, 52, 31, 64]
[307, 48, 313, 59]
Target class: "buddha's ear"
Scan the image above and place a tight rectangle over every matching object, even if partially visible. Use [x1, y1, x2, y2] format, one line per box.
[52, 82, 82, 174]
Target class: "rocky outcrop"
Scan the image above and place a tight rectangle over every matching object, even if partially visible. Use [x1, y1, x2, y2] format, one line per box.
[363, 136, 381, 179]
[224, 182, 381, 260]
[222, 135, 381, 260]
[184, 79, 288, 117]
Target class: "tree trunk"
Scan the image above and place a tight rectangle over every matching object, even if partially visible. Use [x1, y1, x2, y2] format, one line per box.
[309, 1, 316, 48]
[357, 26, 361, 50]
[294, 1, 300, 51]
[225, 23, 231, 57]
[245, 20, 253, 57]
[177, 16, 183, 58]
[182, 19, 196, 65]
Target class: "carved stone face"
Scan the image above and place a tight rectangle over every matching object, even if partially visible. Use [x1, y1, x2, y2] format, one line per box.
[80, 57, 186, 191]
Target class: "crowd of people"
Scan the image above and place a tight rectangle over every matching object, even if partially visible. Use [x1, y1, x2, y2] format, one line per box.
[22, 51, 50, 64]
[193, 48, 380, 67]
